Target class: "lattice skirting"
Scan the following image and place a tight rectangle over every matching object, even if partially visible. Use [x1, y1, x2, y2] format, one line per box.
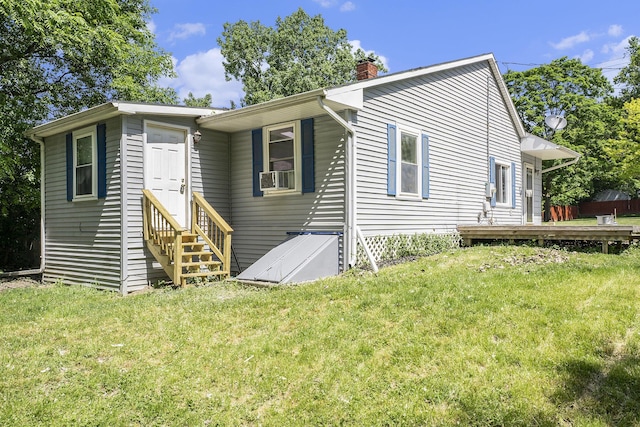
[356, 232, 461, 267]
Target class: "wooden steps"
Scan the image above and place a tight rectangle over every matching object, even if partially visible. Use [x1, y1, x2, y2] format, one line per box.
[143, 190, 233, 287]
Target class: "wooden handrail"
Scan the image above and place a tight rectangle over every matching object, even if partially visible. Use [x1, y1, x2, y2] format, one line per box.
[142, 189, 185, 232]
[191, 192, 233, 276]
[142, 189, 184, 284]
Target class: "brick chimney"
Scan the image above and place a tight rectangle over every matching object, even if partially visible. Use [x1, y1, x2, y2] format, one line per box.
[356, 57, 378, 81]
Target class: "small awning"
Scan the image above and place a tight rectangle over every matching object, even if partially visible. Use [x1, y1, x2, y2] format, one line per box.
[520, 134, 580, 160]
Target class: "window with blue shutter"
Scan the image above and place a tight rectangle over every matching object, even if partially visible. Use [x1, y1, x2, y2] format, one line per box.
[511, 161, 516, 209]
[255, 119, 315, 196]
[389, 124, 430, 199]
[421, 133, 430, 199]
[66, 124, 106, 201]
[251, 128, 263, 197]
[387, 123, 397, 196]
[66, 133, 73, 201]
[97, 123, 107, 199]
[489, 156, 496, 207]
[489, 156, 515, 208]
[301, 118, 314, 193]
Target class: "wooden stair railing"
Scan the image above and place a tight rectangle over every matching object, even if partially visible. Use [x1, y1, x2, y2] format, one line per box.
[191, 191, 234, 277]
[142, 189, 185, 285]
[142, 189, 233, 286]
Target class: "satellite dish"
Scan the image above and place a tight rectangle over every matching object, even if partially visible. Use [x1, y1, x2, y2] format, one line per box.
[545, 114, 567, 131]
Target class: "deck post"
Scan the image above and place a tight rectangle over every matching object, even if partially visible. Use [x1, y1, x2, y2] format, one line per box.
[602, 241, 609, 254]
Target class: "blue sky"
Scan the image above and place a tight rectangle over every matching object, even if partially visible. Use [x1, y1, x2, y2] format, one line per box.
[148, 0, 640, 107]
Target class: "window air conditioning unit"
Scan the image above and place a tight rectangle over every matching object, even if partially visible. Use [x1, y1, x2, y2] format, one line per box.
[260, 170, 294, 191]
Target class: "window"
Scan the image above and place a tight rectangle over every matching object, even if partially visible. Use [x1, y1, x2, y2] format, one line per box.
[387, 123, 429, 199]
[494, 162, 509, 204]
[489, 156, 516, 208]
[400, 130, 419, 195]
[73, 127, 97, 199]
[252, 118, 314, 197]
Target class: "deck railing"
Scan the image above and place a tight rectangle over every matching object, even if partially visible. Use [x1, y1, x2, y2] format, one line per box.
[191, 192, 233, 276]
[142, 189, 184, 284]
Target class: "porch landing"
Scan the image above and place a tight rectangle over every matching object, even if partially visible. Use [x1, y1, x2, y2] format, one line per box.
[457, 225, 640, 254]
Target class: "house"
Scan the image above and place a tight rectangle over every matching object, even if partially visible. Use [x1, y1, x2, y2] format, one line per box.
[26, 53, 579, 294]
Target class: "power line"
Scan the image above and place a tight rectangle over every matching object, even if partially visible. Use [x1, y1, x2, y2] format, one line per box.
[500, 60, 627, 71]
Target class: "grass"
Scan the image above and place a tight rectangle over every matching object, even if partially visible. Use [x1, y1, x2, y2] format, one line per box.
[549, 214, 640, 226]
[1, 245, 640, 426]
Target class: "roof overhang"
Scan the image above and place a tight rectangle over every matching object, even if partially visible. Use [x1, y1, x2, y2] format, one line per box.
[520, 134, 580, 160]
[197, 87, 363, 133]
[26, 102, 221, 139]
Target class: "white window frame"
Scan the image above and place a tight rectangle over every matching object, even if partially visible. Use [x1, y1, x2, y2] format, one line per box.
[262, 121, 302, 195]
[72, 126, 97, 201]
[396, 125, 422, 199]
[493, 160, 511, 206]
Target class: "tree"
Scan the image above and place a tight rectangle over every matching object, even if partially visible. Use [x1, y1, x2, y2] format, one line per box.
[217, 8, 386, 106]
[614, 36, 640, 104]
[0, 0, 178, 269]
[605, 99, 640, 193]
[504, 57, 619, 212]
[183, 92, 213, 108]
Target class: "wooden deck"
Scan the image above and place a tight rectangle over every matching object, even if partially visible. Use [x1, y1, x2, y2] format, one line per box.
[457, 225, 640, 254]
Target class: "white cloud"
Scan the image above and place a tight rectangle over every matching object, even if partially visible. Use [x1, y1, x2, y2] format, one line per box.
[597, 36, 635, 88]
[350, 39, 389, 71]
[147, 20, 157, 34]
[313, 0, 337, 7]
[602, 35, 633, 56]
[162, 49, 244, 107]
[608, 24, 623, 37]
[576, 49, 594, 63]
[168, 23, 206, 42]
[313, 0, 355, 11]
[550, 31, 590, 50]
[340, 2, 356, 11]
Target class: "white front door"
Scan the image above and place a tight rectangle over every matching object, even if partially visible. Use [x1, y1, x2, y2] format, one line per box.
[145, 124, 188, 227]
[523, 163, 534, 224]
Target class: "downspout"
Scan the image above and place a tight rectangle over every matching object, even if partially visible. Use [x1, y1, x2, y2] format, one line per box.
[29, 134, 46, 275]
[316, 96, 378, 273]
[486, 76, 491, 183]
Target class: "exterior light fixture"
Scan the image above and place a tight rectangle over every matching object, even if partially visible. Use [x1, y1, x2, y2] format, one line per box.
[193, 130, 202, 144]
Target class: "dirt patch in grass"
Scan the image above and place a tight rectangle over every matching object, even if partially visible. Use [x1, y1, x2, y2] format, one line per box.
[0, 276, 42, 292]
[477, 249, 570, 272]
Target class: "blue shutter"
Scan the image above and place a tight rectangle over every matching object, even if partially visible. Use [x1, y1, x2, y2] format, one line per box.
[97, 123, 107, 199]
[301, 118, 315, 193]
[511, 161, 516, 209]
[251, 128, 263, 197]
[387, 123, 397, 196]
[66, 133, 73, 201]
[489, 156, 496, 207]
[421, 133, 430, 199]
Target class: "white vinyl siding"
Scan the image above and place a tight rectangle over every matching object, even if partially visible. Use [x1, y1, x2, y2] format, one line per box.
[354, 60, 522, 235]
[43, 117, 122, 290]
[123, 115, 229, 292]
[230, 114, 345, 271]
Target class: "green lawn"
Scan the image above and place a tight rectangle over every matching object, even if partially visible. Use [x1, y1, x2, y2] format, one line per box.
[550, 214, 640, 226]
[1, 245, 639, 426]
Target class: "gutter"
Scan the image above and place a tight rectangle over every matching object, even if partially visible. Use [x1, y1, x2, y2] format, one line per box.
[316, 96, 378, 273]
